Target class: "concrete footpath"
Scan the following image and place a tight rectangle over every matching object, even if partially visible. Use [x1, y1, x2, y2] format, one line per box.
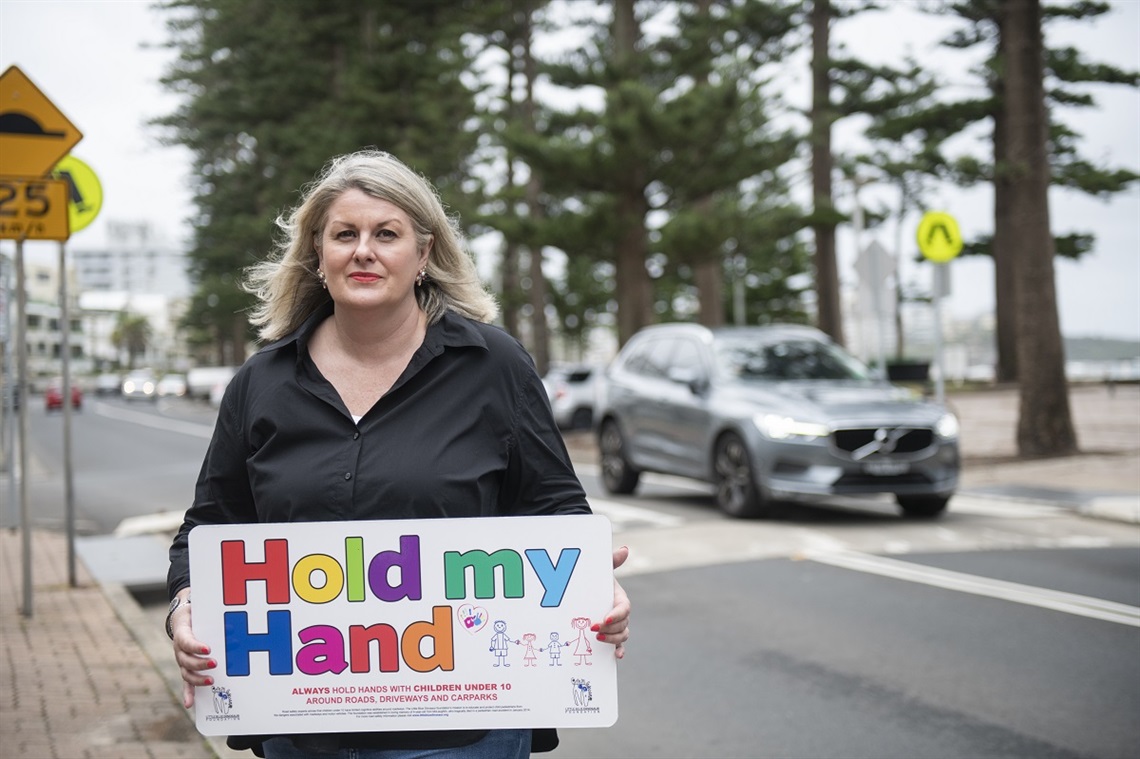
[1, 384, 1137, 758]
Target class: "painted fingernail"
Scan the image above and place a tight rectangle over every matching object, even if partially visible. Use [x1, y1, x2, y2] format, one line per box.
[596, 633, 606, 641]
[605, 617, 613, 625]
[590, 624, 600, 632]
[204, 677, 213, 686]
[207, 660, 217, 669]
[200, 646, 210, 655]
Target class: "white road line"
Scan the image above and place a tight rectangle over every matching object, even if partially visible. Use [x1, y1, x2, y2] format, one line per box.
[950, 496, 1068, 519]
[807, 550, 1140, 628]
[587, 497, 686, 528]
[94, 401, 215, 439]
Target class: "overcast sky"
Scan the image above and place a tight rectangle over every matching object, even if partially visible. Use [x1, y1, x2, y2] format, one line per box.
[1, 0, 1137, 340]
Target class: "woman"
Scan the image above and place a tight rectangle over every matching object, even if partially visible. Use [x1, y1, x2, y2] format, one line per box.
[166, 150, 631, 758]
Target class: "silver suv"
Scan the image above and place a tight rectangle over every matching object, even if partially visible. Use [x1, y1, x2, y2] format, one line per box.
[595, 323, 959, 518]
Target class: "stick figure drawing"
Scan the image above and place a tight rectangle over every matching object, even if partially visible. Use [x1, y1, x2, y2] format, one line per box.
[570, 616, 593, 666]
[520, 632, 538, 667]
[489, 620, 512, 667]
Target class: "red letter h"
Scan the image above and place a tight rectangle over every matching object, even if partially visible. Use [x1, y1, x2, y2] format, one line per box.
[221, 539, 291, 605]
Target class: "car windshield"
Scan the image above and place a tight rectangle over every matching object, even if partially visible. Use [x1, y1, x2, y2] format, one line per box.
[714, 336, 872, 381]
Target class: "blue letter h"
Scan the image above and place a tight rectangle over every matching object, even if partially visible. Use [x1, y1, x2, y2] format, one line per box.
[224, 610, 294, 676]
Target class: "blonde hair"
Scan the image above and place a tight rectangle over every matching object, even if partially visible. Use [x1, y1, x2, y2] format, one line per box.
[245, 150, 498, 341]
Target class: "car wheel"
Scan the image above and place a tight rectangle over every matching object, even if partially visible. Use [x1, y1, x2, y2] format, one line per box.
[896, 495, 949, 518]
[570, 407, 593, 430]
[599, 420, 640, 495]
[713, 432, 768, 518]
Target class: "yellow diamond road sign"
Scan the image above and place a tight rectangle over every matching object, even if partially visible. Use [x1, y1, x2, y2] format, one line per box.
[0, 65, 83, 177]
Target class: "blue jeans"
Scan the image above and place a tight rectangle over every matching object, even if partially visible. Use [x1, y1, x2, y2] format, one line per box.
[262, 730, 532, 759]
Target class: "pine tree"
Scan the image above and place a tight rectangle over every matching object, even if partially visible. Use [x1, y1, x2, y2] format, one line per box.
[809, 0, 844, 345]
[932, 0, 1137, 382]
[467, 0, 558, 370]
[155, 0, 484, 358]
[504, 0, 806, 346]
[1003, 0, 1078, 456]
[806, 0, 942, 348]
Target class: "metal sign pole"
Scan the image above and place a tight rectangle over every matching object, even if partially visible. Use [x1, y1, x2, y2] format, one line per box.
[59, 241, 77, 587]
[2, 253, 14, 529]
[932, 265, 947, 406]
[0, 66, 87, 614]
[15, 238, 31, 617]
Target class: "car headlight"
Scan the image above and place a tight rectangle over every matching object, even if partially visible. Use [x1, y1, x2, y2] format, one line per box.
[143, 382, 155, 394]
[755, 414, 830, 441]
[936, 412, 960, 439]
[123, 381, 135, 393]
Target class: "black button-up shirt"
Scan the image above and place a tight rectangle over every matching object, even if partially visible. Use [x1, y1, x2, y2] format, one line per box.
[168, 302, 589, 596]
[167, 303, 589, 753]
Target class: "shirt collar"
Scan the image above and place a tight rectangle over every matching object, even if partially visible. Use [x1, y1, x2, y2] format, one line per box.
[260, 302, 489, 358]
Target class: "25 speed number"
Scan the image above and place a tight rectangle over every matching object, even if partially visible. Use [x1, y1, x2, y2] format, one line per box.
[0, 178, 70, 241]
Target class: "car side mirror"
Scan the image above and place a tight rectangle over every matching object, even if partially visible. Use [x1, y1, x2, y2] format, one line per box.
[667, 367, 709, 396]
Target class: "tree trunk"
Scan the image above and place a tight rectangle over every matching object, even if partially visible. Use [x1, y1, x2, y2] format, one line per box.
[991, 33, 1019, 384]
[612, 0, 652, 345]
[1002, 0, 1078, 456]
[811, 0, 844, 347]
[614, 190, 651, 346]
[521, 10, 550, 375]
[500, 44, 521, 340]
[694, 251, 725, 327]
[500, 237, 521, 339]
[224, 318, 246, 366]
[692, 0, 724, 328]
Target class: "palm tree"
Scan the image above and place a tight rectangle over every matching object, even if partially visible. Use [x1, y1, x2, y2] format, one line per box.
[112, 312, 151, 370]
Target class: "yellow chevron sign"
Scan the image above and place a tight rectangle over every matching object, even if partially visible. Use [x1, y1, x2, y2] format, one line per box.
[917, 211, 963, 263]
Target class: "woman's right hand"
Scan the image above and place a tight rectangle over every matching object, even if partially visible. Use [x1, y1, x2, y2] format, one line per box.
[168, 589, 216, 708]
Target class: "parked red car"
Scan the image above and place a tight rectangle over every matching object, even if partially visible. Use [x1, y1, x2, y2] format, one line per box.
[44, 378, 82, 411]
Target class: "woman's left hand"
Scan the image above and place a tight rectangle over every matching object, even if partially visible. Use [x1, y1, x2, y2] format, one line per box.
[593, 545, 631, 659]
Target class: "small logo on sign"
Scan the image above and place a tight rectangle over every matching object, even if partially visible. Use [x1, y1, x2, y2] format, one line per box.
[457, 603, 488, 634]
[571, 678, 593, 707]
[212, 686, 233, 714]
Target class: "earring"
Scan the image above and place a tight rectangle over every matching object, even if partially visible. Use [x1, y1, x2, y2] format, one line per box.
[317, 270, 327, 289]
[415, 268, 427, 286]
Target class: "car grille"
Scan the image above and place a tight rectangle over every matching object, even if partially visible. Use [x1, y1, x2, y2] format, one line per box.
[832, 427, 935, 455]
[834, 472, 933, 487]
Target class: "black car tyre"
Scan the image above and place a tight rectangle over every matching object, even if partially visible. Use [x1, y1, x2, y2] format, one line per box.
[896, 494, 950, 518]
[713, 432, 768, 518]
[570, 407, 593, 431]
[599, 420, 640, 494]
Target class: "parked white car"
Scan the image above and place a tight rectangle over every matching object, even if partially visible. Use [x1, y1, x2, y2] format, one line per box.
[156, 373, 188, 397]
[187, 366, 238, 400]
[542, 364, 599, 430]
[94, 372, 122, 396]
[121, 370, 158, 401]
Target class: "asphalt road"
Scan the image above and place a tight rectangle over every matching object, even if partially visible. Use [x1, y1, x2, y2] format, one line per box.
[555, 549, 1139, 759]
[8, 394, 1140, 758]
[5, 394, 212, 533]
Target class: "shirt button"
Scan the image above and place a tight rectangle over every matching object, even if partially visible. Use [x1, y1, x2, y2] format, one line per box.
[353, 432, 360, 440]
[344, 472, 353, 481]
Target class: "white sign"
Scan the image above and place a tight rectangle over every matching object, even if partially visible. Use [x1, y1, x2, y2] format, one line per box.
[188, 515, 618, 736]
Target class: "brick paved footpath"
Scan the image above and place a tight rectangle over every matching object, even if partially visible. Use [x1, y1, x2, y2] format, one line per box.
[1, 527, 214, 759]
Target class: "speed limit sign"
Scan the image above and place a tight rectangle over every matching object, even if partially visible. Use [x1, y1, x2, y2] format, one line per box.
[0, 177, 71, 240]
